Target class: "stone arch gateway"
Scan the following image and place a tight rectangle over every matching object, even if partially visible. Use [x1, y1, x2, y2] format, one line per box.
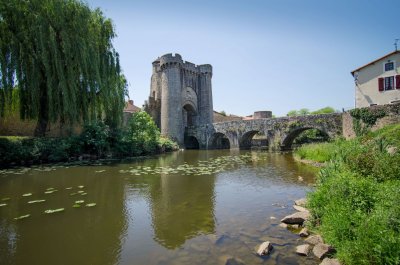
[144, 54, 213, 147]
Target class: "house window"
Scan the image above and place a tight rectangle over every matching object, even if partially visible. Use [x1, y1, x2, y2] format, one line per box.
[385, 62, 394, 71]
[384, 76, 394, 90]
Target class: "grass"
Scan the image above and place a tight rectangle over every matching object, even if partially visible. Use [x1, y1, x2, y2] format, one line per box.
[298, 124, 400, 265]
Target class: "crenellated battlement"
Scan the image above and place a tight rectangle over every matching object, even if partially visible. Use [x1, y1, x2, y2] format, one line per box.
[199, 64, 212, 75]
[146, 53, 214, 146]
[159, 53, 183, 68]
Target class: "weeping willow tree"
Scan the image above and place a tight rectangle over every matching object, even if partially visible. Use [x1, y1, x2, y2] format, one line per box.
[0, 0, 127, 136]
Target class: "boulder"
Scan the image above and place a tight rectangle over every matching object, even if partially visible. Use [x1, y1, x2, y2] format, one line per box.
[295, 198, 307, 207]
[320, 258, 341, 265]
[278, 223, 288, 228]
[293, 205, 308, 212]
[281, 211, 310, 224]
[296, 244, 311, 256]
[256, 241, 273, 256]
[305, 234, 323, 245]
[313, 243, 335, 260]
[299, 228, 309, 237]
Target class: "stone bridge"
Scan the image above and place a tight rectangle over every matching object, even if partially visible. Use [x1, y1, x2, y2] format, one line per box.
[185, 113, 343, 151]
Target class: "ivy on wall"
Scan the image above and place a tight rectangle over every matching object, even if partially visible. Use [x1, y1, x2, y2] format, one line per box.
[350, 108, 386, 136]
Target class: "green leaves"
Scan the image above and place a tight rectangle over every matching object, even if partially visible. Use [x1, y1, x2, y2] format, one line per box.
[0, 0, 127, 134]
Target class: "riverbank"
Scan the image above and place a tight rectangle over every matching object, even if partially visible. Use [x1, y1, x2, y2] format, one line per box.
[294, 124, 400, 265]
[0, 113, 179, 169]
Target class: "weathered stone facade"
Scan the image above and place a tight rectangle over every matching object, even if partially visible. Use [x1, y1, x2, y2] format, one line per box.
[144, 53, 213, 146]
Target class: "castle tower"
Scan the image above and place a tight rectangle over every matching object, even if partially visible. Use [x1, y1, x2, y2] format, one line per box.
[144, 53, 213, 146]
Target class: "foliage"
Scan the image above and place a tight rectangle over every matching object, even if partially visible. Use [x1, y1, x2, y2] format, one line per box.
[127, 111, 160, 155]
[0, 0, 127, 136]
[0, 115, 179, 168]
[303, 124, 400, 264]
[287, 106, 335, 116]
[293, 129, 329, 145]
[311, 107, 336, 114]
[294, 141, 338, 163]
[350, 107, 386, 136]
[220, 110, 227, 116]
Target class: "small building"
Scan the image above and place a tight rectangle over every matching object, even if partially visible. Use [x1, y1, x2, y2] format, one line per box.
[351, 50, 400, 108]
[123, 100, 141, 125]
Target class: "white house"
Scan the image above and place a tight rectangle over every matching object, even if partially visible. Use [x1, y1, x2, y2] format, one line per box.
[351, 50, 400, 108]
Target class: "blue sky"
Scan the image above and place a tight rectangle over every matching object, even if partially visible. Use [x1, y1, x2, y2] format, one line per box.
[87, 0, 399, 117]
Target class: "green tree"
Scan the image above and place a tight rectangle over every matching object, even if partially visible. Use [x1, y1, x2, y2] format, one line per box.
[127, 111, 160, 155]
[287, 110, 298, 117]
[0, 0, 127, 136]
[312, 107, 335, 114]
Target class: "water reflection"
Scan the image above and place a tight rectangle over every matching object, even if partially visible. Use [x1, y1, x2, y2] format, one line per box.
[0, 150, 319, 265]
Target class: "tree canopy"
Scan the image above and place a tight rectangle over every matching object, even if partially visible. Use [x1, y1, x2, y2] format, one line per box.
[0, 0, 127, 136]
[287, 107, 336, 117]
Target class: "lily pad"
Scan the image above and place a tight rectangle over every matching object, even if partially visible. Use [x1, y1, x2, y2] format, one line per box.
[1, 197, 10, 201]
[80, 193, 87, 196]
[86, 203, 96, 207]
[75, 200, 84, 204]
[14, 214, 30, 220]
[70, 193, 77, 196]
[78, 185, 85, 189]
[28, 200, 46, 204]
[22, 193, 32, 197]
[44, 190, 57, 194]
[0, 203, 7, 207]
[77, 190, 84, 194]
[65, 187, 72, 190]
[44, 208, 65, 214]
[72, 204, 81, 208]
[46, 187, 55, 191]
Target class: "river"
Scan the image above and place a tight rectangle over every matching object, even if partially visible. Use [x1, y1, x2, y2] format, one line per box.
[0, 150, 320, 265]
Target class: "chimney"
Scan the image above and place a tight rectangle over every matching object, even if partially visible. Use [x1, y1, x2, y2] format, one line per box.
[128, 100, 133, 105]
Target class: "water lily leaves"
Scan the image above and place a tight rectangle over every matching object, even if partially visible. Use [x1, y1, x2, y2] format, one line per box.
[80, 193, 87, 196]
[0, 203, 7, 207]
[77, 190, 84, 194]
[75, 200, 84, 204]
[28, 200, 46, 204]
[78, 185, 84, 189]
[22, 193, 32, 197]
[65, 187, 72, 190]
[95, 170, 105, 173]
[2, 197, 10, 201]
[70, 193, 77, 196]
[46, 187, 55, 191]
[14, 214, 30, 220]
[86, 203, 96, 207]
[44, 208, 64, 214]
[44, 190, 57, 194]
[72, 204, 81, 208]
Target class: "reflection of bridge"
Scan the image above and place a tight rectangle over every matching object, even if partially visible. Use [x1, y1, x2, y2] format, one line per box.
[186, 113, 343, 151]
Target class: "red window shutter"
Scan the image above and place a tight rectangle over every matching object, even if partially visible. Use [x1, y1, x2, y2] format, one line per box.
[378, 77, 384, 91]
[396, 75, 400, 89]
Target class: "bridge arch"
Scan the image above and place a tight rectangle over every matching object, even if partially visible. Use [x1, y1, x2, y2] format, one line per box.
[239, 130, 268, 149]
[208, 132, 230, 149]
[182, 103, 197, 128]
[281, 127, 330, 150]
[184, 135, 200, 149]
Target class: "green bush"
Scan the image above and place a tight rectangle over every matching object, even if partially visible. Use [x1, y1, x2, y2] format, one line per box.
[306, 124, 400, 264]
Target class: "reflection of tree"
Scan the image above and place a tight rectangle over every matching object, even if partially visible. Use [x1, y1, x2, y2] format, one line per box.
[148, 151, 216, 249]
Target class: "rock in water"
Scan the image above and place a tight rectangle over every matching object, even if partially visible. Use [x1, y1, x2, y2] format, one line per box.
[295, 198, 307, 207]
[320, 258, 341, 265]
[313, 243, 335, 260]
[256, 241, 273, 256]
[299, 228, 309, 237]
[278, 223, 288, 228]
[293, 205, 308, 212]
[296, 244, 311, 256]
[281, 211, 310, 224]
[305, 234, 324, 245]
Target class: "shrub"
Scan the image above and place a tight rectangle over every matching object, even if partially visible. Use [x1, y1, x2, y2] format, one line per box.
[127, 111, 160, 155]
